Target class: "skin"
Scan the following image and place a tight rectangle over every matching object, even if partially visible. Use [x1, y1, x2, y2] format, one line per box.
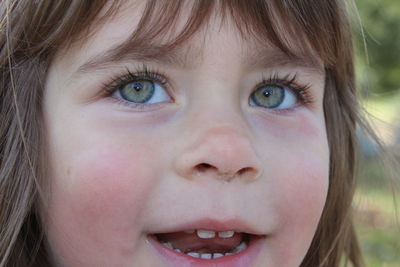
[43, 2, 329, 267]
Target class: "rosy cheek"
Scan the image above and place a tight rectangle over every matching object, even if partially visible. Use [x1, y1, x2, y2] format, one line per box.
[47, 145, 158, 253]
[70, 155, 144, 223]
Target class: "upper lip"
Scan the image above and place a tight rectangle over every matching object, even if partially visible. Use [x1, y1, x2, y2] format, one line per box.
[150, 217, 265, 236]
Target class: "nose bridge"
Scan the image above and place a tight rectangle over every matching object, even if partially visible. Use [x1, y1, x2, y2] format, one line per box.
[174, 121, 263, 182]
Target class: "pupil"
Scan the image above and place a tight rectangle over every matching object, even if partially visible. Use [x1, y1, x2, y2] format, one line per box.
[133, 82, 143, 91]
[263, 90, 272, 98]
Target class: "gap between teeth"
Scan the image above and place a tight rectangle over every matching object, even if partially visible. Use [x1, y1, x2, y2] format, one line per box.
[162, 241, 248, 259]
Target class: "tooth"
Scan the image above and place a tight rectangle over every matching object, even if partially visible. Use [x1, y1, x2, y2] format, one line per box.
[231, 241, 248, 253]
[200, 253, 212, 259]
[187, 252, 200, 258]
[174, 248, 182, 253]
[213, 253, 224, 259]
[231, 241, 247, 254]
[162, 242, 173, 249]
[196, 230, 215, 239]
[236, 241, 248, 252]
[184, 230, 195, 234]
[218, 231, 235, 238]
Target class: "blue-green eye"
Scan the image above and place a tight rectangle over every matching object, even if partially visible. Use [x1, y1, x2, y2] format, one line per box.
[249, 84, 297, 109]
[120, 80, 155, 103]
[112, 73, 170, 105]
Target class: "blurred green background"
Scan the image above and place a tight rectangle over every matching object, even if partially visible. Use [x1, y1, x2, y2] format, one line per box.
[353, 0, 400, 266]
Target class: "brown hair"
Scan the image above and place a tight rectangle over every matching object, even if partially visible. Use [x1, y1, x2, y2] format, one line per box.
[0, 0, 365, 266]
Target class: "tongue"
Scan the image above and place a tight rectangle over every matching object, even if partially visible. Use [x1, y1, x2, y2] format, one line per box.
[156, 232, 244, 254]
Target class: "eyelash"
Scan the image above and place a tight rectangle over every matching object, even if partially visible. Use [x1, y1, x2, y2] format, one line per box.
[102, 66, 313, 111]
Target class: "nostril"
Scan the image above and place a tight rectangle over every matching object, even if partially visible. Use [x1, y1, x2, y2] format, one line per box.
[194, 164, 260, 182]
[237, 167, 260, 182]
[196, 163, 216, 173]
[237, 167, 252, 176]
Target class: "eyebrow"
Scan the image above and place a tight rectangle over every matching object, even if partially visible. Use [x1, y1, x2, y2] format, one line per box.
[75, 41, 324, 76]
[75, 42, 199, 75]
[244, 50, 324, 73]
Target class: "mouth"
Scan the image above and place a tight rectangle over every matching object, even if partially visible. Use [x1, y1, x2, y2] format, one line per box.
[154, 230, 255, 257]
[147, 220, 266, 267]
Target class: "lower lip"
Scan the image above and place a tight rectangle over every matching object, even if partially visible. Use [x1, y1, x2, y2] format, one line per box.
[147, 234, 264, 267]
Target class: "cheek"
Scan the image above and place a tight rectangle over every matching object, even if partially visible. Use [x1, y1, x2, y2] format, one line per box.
[45, 144, 158, 260]
[69, 151, 147, 222]
[267, 142, 329, 265]
[252, 111, 329, 265]
[277, 158, 329, 223]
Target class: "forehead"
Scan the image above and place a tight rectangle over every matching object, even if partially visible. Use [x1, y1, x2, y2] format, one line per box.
[59, 0, 324, 77]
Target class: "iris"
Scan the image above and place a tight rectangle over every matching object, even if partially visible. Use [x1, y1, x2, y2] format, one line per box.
[250, 86, 285, 109]
[119, 80, 155, 103]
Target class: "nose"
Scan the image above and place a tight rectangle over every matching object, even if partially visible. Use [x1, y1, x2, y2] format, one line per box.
[174, 126, 263, 182]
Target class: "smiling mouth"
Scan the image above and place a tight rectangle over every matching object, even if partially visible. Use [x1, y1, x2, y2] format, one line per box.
[150, 229, 261, 259]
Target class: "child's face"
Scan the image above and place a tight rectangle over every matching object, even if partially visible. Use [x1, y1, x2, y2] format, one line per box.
[43, 2, 329, 267]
